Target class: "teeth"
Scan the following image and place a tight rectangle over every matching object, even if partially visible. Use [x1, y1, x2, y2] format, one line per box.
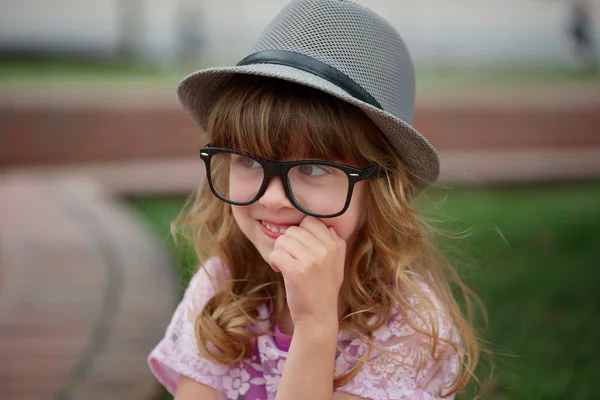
[262, 221, 288, 234]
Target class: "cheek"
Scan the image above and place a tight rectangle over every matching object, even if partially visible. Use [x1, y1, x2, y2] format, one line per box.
[231, 205, 251, 234]
[327, 181, 367, 242]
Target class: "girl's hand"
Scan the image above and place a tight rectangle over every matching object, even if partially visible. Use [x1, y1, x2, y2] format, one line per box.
[268, 216, 346, 330]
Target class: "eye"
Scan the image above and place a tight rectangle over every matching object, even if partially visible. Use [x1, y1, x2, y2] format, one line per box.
[240, 156, 261, 169]
[298, 165, 328, 176]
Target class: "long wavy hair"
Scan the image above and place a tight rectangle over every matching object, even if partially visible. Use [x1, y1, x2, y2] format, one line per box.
[174, 75, 486, 397]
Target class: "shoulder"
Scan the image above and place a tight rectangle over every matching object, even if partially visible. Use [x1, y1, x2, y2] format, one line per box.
[148, 256, 232, 394]
[375, 280, 461, 373]
[373, 280, 459, 348]
[336, 282, 461, 399]
[183, 257, 229, 309]
[159, 257, 229, 340]
[187, 256, 228, 290]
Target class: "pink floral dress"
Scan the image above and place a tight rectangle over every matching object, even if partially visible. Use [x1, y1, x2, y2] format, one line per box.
[148, 258, 460, 399]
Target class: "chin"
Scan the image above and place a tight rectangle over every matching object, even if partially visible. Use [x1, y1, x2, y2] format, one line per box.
[257, 250, 272, 265]
[258, 238, 276, 259]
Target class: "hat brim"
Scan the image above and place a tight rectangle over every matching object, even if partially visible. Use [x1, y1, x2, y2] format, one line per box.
[177, 63, 439, 193]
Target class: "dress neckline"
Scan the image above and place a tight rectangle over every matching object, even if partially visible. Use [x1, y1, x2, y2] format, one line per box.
[273, 323, 293, 352]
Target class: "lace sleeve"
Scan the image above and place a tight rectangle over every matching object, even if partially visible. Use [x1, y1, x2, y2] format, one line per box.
[336, 304, 461, 400]
[147, 258, 231, 394]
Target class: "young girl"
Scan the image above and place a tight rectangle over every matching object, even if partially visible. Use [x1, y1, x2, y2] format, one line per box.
[149, 0, 483, 399]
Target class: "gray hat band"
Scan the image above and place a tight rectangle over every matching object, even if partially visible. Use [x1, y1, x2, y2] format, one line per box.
[237, 50, 382, 110]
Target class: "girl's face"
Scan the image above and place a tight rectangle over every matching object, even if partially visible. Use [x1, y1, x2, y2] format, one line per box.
[231, 158, 368, 263]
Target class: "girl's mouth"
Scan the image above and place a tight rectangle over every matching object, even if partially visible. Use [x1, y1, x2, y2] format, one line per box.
[258, 220, 297, 238]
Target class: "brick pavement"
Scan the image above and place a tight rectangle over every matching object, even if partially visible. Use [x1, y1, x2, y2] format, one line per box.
[0, 172, 179, 400]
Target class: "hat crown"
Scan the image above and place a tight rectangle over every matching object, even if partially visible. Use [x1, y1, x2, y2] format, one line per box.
[251, 0, 415, 124]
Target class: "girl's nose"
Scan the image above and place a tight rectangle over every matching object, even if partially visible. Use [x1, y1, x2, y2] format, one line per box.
[258, 177, 294, 210]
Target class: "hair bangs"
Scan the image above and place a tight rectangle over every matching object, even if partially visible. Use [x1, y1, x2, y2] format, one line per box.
[206, 76, 379, 166]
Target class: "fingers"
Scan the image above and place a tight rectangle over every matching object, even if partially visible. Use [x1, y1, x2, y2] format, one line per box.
[298, 216, 332, 243]
[268, 248, 296, 274]
[328, 226, 347, 258]
[298, 216, 346, 255]
[273, 233, 308, 260]
[271, 216, 347, 278]
[283, 225, 320, 249]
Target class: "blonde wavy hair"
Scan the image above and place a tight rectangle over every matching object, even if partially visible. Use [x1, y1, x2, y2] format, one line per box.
[174, 76, 486, 397]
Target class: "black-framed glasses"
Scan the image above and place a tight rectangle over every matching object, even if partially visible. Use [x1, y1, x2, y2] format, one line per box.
[200, 145, 385, 218]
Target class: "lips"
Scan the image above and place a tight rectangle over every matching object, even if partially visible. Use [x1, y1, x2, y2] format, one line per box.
[258, 220, 299, 238]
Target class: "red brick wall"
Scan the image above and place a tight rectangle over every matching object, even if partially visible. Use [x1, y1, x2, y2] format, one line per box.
[1, 103, 599, 167]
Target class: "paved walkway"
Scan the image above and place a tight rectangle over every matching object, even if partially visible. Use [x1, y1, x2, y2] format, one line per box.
[0, 172, 179, 400]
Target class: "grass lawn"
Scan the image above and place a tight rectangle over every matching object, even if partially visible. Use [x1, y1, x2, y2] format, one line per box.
[2, 59, 599, 95]
[131, 182, 600, 400]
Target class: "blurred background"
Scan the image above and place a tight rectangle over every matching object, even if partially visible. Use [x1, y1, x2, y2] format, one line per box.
[1, 0, 599, 399]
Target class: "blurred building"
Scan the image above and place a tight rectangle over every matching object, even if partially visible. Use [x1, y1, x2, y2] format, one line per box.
[1, 0, 599, 67]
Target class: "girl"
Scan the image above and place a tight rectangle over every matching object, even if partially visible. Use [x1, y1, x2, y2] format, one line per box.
[149, 0, 483, 399]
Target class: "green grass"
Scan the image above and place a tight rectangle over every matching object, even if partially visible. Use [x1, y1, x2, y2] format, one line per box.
[2, 59, 599, 88]
[130, 182, 600, 399]
[131, 195, 198, 284]
[421, 184, 600, 399]
[0, 59, 192, 81]
[0, 59, 207, 89]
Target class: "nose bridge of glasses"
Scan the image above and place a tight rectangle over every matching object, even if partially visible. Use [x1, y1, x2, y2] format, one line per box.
[261, 159, 290, 182]
[263, 174, 286, 193]
[259, 161, 293, 201]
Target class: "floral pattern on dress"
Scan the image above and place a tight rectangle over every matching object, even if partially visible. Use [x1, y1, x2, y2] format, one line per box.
[148, 258, 460, 400]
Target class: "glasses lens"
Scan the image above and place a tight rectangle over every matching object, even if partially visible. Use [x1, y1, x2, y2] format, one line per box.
[288, 164, 350, 216]
[210, 152, 264, 203]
